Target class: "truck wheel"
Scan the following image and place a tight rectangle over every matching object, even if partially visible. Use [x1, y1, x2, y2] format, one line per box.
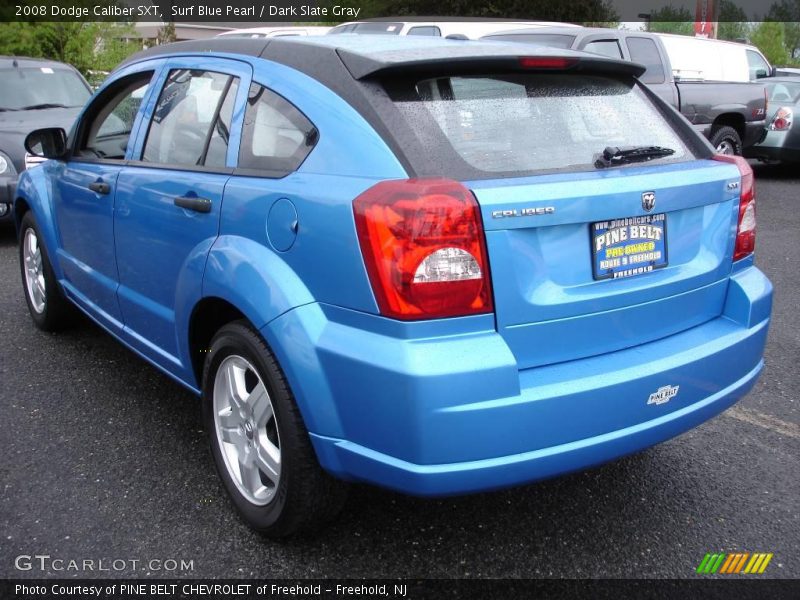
[709, 126, 742, 155]
[18, 212, 72, 331]
[202, 321, 348, 537]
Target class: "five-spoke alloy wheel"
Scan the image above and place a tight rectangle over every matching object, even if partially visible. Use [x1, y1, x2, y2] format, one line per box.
[203, 321, 347, 537]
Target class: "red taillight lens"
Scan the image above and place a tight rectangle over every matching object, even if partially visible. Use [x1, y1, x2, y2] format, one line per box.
[769, 107, 793, 131]
[519, 57, 576, 69]
[713, 154, 755, 261]
[353, 179, 493, 320]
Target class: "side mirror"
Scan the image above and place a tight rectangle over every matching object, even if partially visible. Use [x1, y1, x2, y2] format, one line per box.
[24, 128, 68, 160]
[770, 65, 778, 77]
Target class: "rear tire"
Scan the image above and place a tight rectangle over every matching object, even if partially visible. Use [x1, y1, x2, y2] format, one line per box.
[202, 320, 348, 537]
[709, 126, 742, 156]
[18, 211, 72, 331]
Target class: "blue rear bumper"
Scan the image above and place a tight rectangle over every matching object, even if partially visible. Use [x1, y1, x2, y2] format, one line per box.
[264, 265, 771, 497]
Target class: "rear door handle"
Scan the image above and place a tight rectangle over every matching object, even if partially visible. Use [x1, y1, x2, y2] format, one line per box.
[88, 182, 110, 195]
[174, 196, 212, 213]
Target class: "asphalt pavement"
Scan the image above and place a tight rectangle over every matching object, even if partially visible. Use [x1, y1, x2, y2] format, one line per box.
[1, 163, 797, 580]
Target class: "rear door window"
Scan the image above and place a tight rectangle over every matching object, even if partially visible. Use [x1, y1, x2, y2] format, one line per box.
[387, 73, 692, 177]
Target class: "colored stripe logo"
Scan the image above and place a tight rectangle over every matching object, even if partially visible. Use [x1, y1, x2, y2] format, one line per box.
[696, 552, 773, 574]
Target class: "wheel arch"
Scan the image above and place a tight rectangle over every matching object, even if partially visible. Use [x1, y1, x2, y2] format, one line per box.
[711, 113, 746, 140]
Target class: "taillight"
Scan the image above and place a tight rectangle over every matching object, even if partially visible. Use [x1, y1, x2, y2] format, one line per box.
[769, 107, 793, 131]
[353, 179, 493, 320]
[712, 154, 755, 261]
[519, 57, 576, 69]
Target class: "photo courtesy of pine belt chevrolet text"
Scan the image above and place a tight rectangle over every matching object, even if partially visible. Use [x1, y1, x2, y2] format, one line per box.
[13, 35, 773, 537]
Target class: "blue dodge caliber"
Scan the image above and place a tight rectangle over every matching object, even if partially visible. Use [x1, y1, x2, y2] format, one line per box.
[15, 36, 772, 536]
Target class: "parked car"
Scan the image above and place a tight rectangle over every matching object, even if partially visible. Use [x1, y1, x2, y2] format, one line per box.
[0, 56, 91, 223]
[482, 27, 769, 154]
[328, 18, 580, 39]
[775, 67, 800, 77]
[15, 36, 771, 536]
[216, 26, 332, 38]
[744, 77, 800, 163]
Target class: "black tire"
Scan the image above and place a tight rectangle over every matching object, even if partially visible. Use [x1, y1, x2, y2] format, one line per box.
[709, 126, 742, 156]
[18, 211, 73, 331]
[202, 320, 348, 537]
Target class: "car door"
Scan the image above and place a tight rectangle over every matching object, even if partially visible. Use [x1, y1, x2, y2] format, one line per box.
[53, 66, 160, 326]
[624, 36, 679, 107]
[113, 58, 250, 373]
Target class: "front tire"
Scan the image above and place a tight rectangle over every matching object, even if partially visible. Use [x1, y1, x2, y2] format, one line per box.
[202, 321, 348, 537]
[18, 212, 72, 331]
[709, 126, 742, 156]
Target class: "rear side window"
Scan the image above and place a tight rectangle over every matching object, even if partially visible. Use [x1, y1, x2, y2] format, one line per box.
[483, 33, 576, 48]
[627, 37, 666, 84]
[583, 40, 623, 59]
[408, 26, 441, 37]
[387, 73, 691, 177]
[238, 83, 317, 174]
[142, 69, 239, 167]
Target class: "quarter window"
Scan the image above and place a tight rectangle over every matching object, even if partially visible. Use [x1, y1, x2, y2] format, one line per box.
[239, 83, 317, 174]
[142, 69, 239, 167]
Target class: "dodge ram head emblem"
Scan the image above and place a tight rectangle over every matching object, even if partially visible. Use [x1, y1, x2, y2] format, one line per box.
[642, 191, 656, 212]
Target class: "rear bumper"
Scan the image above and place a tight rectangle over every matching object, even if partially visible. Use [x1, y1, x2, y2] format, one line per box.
[266, 266, 772, 497]
[743, 130, 800, 163]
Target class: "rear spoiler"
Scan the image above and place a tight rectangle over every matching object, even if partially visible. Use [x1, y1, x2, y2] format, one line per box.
[337, 45, 646, 80]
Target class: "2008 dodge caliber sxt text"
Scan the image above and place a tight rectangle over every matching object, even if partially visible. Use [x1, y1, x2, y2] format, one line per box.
[14, 36, 772, 536]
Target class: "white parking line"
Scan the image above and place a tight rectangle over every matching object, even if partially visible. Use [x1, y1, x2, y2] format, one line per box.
[726, 406, 800, 440]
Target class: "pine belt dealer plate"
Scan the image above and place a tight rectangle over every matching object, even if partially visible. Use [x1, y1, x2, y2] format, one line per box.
[591, 214, 668, 280]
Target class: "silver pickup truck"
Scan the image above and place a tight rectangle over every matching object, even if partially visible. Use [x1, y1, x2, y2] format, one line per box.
[484, 27, 770, 155]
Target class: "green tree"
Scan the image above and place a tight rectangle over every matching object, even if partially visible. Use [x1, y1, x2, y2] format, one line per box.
[321, 0, 618, 22]
[648, 5, 694, 36]
[717, 0, 750, 41]
[750, 21, 791, 64]
[766, 0, 800, 62]
[0, 22, 140, 76]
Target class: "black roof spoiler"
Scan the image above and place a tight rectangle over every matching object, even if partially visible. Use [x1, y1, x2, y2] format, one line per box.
[337, 45, 645, 80]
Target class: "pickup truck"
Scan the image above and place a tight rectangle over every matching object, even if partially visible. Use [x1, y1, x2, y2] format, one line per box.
[483, 27, 769, 155]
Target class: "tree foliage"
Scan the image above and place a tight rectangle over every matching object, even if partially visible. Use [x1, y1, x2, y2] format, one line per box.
[750, 21, 791, 64]
[0, 22, 140, 75]
[648, 5, 694, 36]
[717, 0, 750, 41]
[322, 0, 618, 22]
[766, 0, 800, 62]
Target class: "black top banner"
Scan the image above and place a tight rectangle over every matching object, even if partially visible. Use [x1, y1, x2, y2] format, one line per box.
[1, 0, 798, 23]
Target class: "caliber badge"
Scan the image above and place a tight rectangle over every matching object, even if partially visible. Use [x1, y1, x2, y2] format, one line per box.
[642, 191, 656, 212]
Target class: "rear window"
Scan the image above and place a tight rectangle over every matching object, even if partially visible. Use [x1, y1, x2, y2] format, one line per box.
[484, 33, 577, 49]
[387, 73, 692, 177]
[350, 22, 403, 35]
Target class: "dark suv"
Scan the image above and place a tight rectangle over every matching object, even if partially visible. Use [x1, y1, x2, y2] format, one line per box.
[0, 56, 91, 222]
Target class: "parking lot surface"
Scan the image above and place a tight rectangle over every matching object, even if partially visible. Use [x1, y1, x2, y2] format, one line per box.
[1, 163, 797, 579]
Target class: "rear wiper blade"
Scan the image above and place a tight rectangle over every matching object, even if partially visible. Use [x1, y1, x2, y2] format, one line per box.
[0, 107, 19, 112]
[594, 146, 675, 168]
[19, 103, 70, 110]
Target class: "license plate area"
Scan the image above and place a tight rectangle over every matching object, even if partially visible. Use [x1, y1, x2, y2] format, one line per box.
[591, 214, 668, 280]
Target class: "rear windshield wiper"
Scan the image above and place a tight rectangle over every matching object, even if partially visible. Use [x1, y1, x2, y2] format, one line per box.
[0, 107, 19, 112]
[18, 103, 71, 110]
[594, 146, 675, 168]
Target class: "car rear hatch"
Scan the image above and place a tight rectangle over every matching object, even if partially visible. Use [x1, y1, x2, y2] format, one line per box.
[356, 43, 743, 368]
[472, 161, 739, 369]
